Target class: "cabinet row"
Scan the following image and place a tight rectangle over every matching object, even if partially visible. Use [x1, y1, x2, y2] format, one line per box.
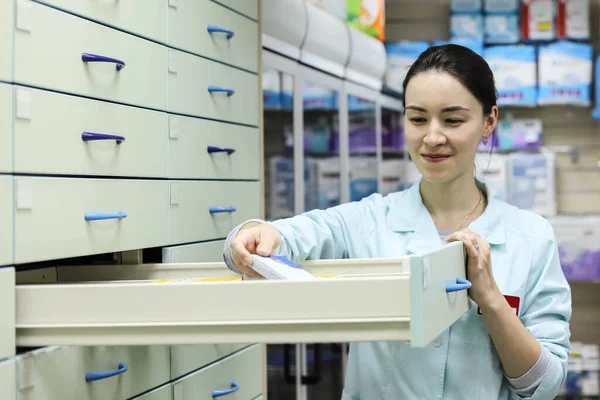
[0, 84, 260, 179]
[0, 343, 263, 400]
[0, 177, 260, 265]
[0, 1, 259, 125]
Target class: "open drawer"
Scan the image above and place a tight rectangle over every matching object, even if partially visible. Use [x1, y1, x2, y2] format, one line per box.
[15, 242, 469, 349]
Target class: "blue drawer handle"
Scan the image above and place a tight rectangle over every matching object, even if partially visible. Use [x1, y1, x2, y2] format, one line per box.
[82, 132, 125, 144]
[212, 381, 239, 397]
[85, 212, 128, 221]
[207, 146, 235, 155]
[446, 278, 471, 293]
[85, 362, 128, 382]
[208, 85, 235, 96]
[82, 52, 126, 71]
[207, 25, 235, 39]
[209, 206, 237, 214]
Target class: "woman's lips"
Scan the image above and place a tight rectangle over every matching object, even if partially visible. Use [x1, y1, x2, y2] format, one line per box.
[422, 154, 452, 163]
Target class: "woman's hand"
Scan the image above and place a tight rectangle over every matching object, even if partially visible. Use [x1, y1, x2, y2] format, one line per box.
[230, 222, 281, 277]
[445, 229, 503, 307]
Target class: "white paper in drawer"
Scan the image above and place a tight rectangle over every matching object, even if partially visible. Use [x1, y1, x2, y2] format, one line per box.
[249, 255, 318, 280]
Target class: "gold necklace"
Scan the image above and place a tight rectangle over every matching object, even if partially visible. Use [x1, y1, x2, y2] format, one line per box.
[456, 190, 483, 231]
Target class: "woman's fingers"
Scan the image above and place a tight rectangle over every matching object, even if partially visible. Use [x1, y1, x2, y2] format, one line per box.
[445, 230, 480, 260]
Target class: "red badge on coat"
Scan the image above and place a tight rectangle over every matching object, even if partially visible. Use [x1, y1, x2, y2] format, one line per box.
[477, 295, 520, 316]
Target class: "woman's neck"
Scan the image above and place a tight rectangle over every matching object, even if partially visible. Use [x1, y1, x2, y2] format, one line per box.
[420, 173, 486, 232]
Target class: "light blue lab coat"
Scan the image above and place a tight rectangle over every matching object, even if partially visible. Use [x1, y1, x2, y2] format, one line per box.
[267, 180, 571, 400]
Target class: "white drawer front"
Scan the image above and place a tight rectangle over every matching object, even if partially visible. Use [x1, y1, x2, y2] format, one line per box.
[162, 240, 226, 263]
[0, 177, 13, 266]
[215, 0, 258, 20]
[168, 115, 259, 179]
[14, 177, 169, 264]
[34, 0, 167, 43]
[0, 83, 12, 172]
[17, 346, 170, 400]
[167, 50, 258, 126]
[0, 0, 13, 81]
[171, 344, 249, 379]
[169, 181, 260, 245]
[173, 345, 262, 400]
[0, 268, 15, 359]
[168, 0, 258, 72]
[14, 2, 167, 111]
[132, 384, 173, 400]
[0, 359, 16, 400]
[14, 87, 168, 177]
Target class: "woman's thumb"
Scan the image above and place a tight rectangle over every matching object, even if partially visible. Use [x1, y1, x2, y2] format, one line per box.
[256, 232, 276, 256]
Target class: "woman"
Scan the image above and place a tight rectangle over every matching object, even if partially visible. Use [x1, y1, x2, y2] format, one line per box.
[223, 45, 571, 399]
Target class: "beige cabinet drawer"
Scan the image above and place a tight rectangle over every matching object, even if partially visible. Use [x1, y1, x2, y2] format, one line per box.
[167, 50, 258, 126]
[14, 177, 169, 264]
[34, 0, 167, 43]
[17, 345, 170, 400]
[162, 240, 226, 263]
[0, 0, 13, 81]
[0, 267, 15, 359]
[169, 181, 260, 245]
[0, 359, 16, 400]
[173, 345, 262, 400]
[132, 383, 173, 400]
[14, 87, 168, 177]
[171, 344, 249, 379]
[14, 2, 167, 111]
[168, 0, 258, 72]
[0, 177, 13, 266]
[168, 115, 259, 179]
[215, 0, 258, 20]
[0, 83, 12, 172]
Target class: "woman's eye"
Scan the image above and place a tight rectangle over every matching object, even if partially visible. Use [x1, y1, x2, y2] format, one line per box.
[446, 119, 463, 125]
[410, 117, 426, 124]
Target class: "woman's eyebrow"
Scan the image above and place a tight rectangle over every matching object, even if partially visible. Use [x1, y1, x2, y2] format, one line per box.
[441, 106, 470, 112]
[405, 105, 426, 112]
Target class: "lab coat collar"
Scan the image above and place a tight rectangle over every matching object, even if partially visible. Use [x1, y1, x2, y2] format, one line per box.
[388, 178, 506, 254]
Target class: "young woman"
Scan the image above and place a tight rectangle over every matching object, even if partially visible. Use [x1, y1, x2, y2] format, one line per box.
[223, 45, 571, 399]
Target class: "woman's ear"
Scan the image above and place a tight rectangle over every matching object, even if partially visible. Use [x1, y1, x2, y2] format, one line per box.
[484, 106, 499, 136]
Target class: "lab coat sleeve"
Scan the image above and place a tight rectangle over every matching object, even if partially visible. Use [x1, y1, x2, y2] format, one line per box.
[267, 198, 379, 264]
[513, 221, 572, 400]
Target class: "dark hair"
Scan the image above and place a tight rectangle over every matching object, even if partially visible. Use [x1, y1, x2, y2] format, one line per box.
[402, 44, 498, 115]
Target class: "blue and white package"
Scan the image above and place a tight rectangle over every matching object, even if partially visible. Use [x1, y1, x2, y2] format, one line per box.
[592, 56, 600, 119]
[250, 255, 317, 280]
[484, 45, 537, 106]
[432, 39, 484, 55]
[451, 14, 484, 41]
[507, 152, 556, 217]
[484, 0, 519, 13]
[484, 13, 520, 43]
[451, 0, 482, 12]
[263, 67, 281, 109]
[538, 41, 593, 106]
[384, 41, 430, 94]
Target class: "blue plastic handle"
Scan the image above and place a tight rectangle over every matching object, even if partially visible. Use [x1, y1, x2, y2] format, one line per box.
[207, 146, 235, 155]
[85, 362, 128, 382]
[82, 132, 125, 144]
[207, 25, 235, 39]
[81, 52, 125, 71]
[208, 85, 235, 96]
[209, 206, 237, 214]
[446, 278, 472, 293]
[212, 381, 239, 397]
[85, 212, 128, 221]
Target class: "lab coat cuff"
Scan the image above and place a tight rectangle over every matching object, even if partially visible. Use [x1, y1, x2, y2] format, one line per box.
[222, 218, 267, 274]
[506, 345, 552, 396]
[509, 347, 565, 400]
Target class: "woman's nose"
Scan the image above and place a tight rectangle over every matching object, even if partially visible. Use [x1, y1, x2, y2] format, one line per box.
[423, 123, 447, 146]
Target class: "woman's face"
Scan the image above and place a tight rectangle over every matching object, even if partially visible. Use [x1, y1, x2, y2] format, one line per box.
[404, 71, 497, 184]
